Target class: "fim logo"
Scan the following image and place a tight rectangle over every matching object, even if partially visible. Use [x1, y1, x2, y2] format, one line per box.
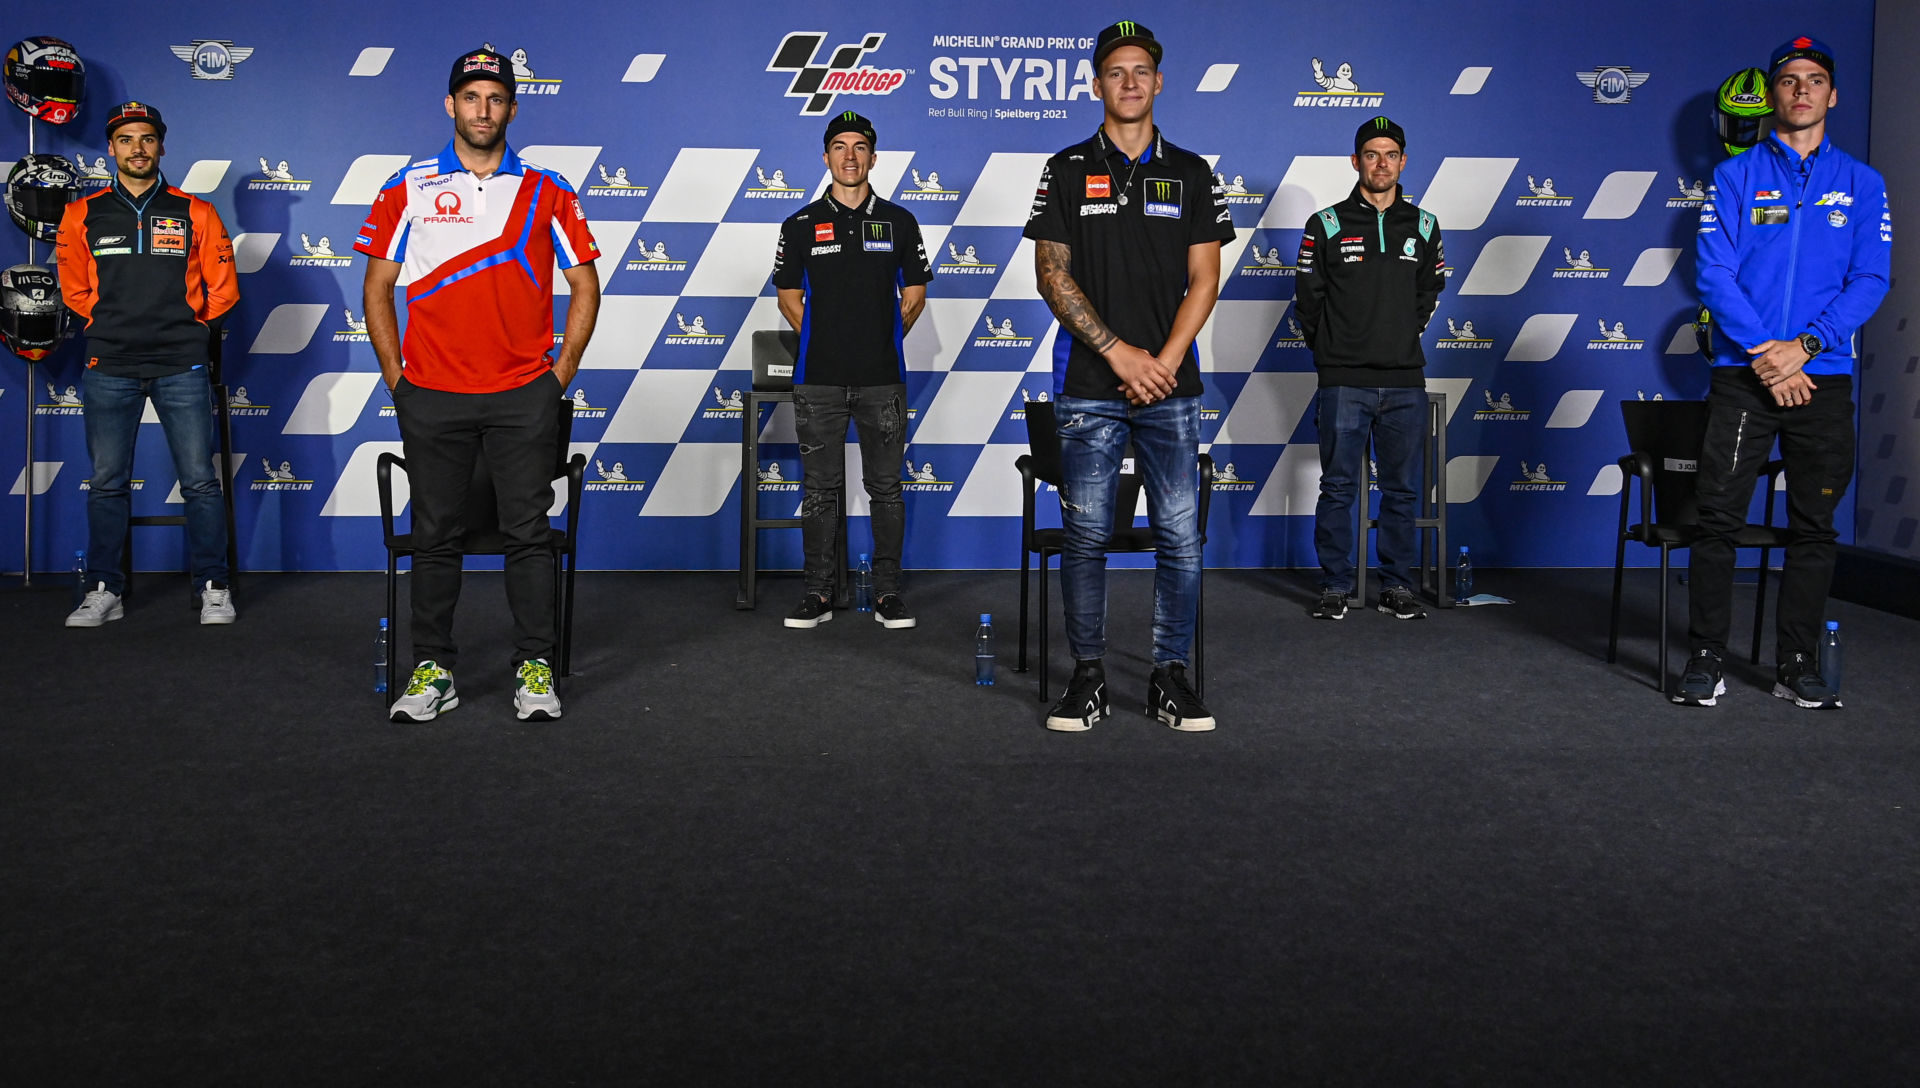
[226, 386, 270, 418]
[1475, 389, 1529, 421]
[1510, 460, 1566, 493]
[1517, 175, 1572, 207]
[625, 238, 687, 272]
[171, 39, 254, 81]
[484, 43, 561, 96]
[1213, 172, 1266, 206]
[253, 458, 313, 492]
[1437, 317, 1491, 349]
[81, 476, 146, 492]
[1589, 319, 1643, 350]
[1553, 247, 1609, 279]
[1242, 244, 1296, 277]
[1274, 316, 1305, 347]
[747, 166, 805, 199]
[74, 155, 113, 187]
[705, 387, 745, 420]
[1009, 387, 1052, 420]
[900, 168, 960, 203]
[38, 383, 84, 416]
[1296, 57, 1382, 108]
[666, 313, 726, 344]
[1670, 177, 1707, 208]
[757, 461, 799, 492]
[973, 315, 1033, 348]
[586, 164, 649, 198]
[902, 449, 952, 492]
[290, 233, 351, 267]
[767, 31, 906, 117]
[248, 158, 312, 193]
[588, 459, 646, 493]
[1577, 65, 1650, 105]
[1212, 462, 1255, 493]
[939, 241, 997, 275]
[567, 389, 607, 420]
[334, 307, 370, 343]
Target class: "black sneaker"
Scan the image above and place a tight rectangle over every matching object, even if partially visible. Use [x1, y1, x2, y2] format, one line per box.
[784, 594, 833, 629]
[873, 593, 916, 629]
[1147, 663, 1216, 732]
[1772, 653, 1841, 709]
[1312, 590, 1348, 620]
[1377, 585, 1427, 620]
[1672, 649, 1725, 706]
[1045, 661, 1110, 732]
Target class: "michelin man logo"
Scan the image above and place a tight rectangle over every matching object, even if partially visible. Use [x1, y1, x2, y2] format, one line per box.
[171, 40, 254, 80]
[1589, 319, 1642, 349]
[1010, 388, 1052, 420]
[1297, 58, 1381, 107]
[1554, 247, 1609, 279]
[1213, 171, 1264, 205]
[483, 43, 561, 95]
[667, 313, 724, 342]
[939, 241, 996, 275]
[254, 458, 312, 491]
[748, 166, 804, 198]
[587, 163, 649, 197]
[757, 462, 785, 483]
[973, 316, 1033, 347]
[1676, 178, 1706, 200]
[1635, 390, 1666, 401]
[227, 386, 270, 417]
[906, 459, 940, 483]
[1212, 462, 1255, 491]
[1518, 175, 1571, 206]
[712, 387, 744, 411]
[588, 458, 646, 492]
[333, 307, 370, 343]
[900, 168, 959, 203]
[625, 239, 687, 272]
[947, 243, 982, 265]
[1437, 318, 1491, 349]
[248, 158, 310, 192]
[1274, 316, 1304, 345]
[291, 233, 351, 267]
[41, 383, 83, 414]
[1511, 461, 1565, 491]
[1242, 244, 1294, 277]
[1475, 389, 1528, 421]
[1577, 66, 1650, 105]
[76, 155, 112, 182]
[595, 459, 628, 482]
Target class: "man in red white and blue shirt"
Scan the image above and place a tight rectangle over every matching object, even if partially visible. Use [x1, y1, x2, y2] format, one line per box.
[356, 46, 600, 724]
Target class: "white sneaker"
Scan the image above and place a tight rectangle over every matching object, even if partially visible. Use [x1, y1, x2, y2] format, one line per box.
[199, 581, 236, 625]
[390, 661, 459, 722]
[514, 658, 563, 721]
[65, 583, 124, 628]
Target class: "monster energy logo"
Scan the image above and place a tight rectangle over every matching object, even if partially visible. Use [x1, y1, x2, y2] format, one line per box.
[1143, 177, 1181, 218]
[862, 219, 893, 251]
[869, 222, 885, 238]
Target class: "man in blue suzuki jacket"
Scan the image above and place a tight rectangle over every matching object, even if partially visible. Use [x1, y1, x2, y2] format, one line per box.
[1678, 35, 1891, 709]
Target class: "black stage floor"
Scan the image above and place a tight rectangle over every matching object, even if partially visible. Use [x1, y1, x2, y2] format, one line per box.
[4, 568, 1917, 1081]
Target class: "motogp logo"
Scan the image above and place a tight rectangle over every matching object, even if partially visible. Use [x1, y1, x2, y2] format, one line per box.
[767, 31, 906, 116]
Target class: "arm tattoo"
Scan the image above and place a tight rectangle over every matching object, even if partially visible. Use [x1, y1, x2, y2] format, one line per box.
[1035, 240, 1119, 355]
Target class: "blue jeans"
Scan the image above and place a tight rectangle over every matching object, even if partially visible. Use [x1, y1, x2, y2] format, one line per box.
[1055, 395, 1202, 667]
[81, 366, 227, 595]
[1314, 385, 1426, 593]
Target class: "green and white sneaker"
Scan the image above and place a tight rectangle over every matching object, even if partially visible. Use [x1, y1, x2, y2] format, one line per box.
[390, 661, 458, 722]
[514, 658, 562, 721]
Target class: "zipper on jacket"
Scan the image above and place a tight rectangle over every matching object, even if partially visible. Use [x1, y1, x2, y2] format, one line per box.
[1779, 146, 1817, 336]
[1377, 208, 1387, 253]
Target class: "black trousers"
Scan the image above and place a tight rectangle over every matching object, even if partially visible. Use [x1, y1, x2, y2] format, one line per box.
[793, 383, 906, 599]
[1688, 366, 1855, 662]
[393, 373, 563, 670]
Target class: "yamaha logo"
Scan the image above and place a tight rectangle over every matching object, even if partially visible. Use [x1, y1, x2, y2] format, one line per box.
[767, 31, 906, 116]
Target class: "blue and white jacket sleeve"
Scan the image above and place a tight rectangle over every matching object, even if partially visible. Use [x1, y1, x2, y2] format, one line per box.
[1809, 167, 1892, 353]
[1694, 161, 1771, 354]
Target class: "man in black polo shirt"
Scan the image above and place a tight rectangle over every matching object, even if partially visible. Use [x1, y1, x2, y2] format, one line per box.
[772, 110, 932, 630]
[1023, 21, 1234, 732]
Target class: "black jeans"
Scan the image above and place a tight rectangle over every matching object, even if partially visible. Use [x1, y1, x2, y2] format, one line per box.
[393, 372, 564, 670]
[1688, 366, 1855, 662]
[793, 383, 906, 599]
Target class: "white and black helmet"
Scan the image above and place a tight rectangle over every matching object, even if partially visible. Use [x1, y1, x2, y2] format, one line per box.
[3, 37, 85, 125]
[0, 263, 70, 361]
[5, 153, 79, 241]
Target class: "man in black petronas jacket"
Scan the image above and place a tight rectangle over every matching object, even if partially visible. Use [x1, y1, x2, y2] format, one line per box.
[1294, 115, 1446, 622]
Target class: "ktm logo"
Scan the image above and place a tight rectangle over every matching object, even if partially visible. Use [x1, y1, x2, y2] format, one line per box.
[767, 31, 906, 116]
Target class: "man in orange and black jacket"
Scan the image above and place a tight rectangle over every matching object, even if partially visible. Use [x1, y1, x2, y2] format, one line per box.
[54, 100, 240, 628]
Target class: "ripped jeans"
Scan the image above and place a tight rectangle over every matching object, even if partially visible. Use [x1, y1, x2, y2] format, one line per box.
[1054, 395, 1202, 668]
[794, 382, 907, 600]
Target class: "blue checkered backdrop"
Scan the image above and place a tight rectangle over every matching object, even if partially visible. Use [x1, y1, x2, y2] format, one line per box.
[0, 0, 1878, 574]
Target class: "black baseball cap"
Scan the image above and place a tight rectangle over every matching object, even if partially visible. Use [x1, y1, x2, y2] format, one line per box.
[449, 47, 514, 97]
[105, 100, 165, 141]
[1354, 115, 1405, 154]
[1093, 21, 1162, 69]
[1769, 35, 1835, 82]
[823, 110, 876, 149]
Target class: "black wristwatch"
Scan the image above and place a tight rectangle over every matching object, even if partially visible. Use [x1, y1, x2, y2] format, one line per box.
[1798, 331, 1824, 358]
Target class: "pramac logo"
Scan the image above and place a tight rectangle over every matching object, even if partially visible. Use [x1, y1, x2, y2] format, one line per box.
[424, 190, 473, 224]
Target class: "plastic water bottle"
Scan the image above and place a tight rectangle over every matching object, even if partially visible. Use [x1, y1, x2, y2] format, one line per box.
[1454, 546, 1474, 604]
[854, 553, 873, 612]
[71, 549, 88, 610]
[374, 617, 390, 694]
[975, 614, 996, 686]
[1819, 620, 1842, 695]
